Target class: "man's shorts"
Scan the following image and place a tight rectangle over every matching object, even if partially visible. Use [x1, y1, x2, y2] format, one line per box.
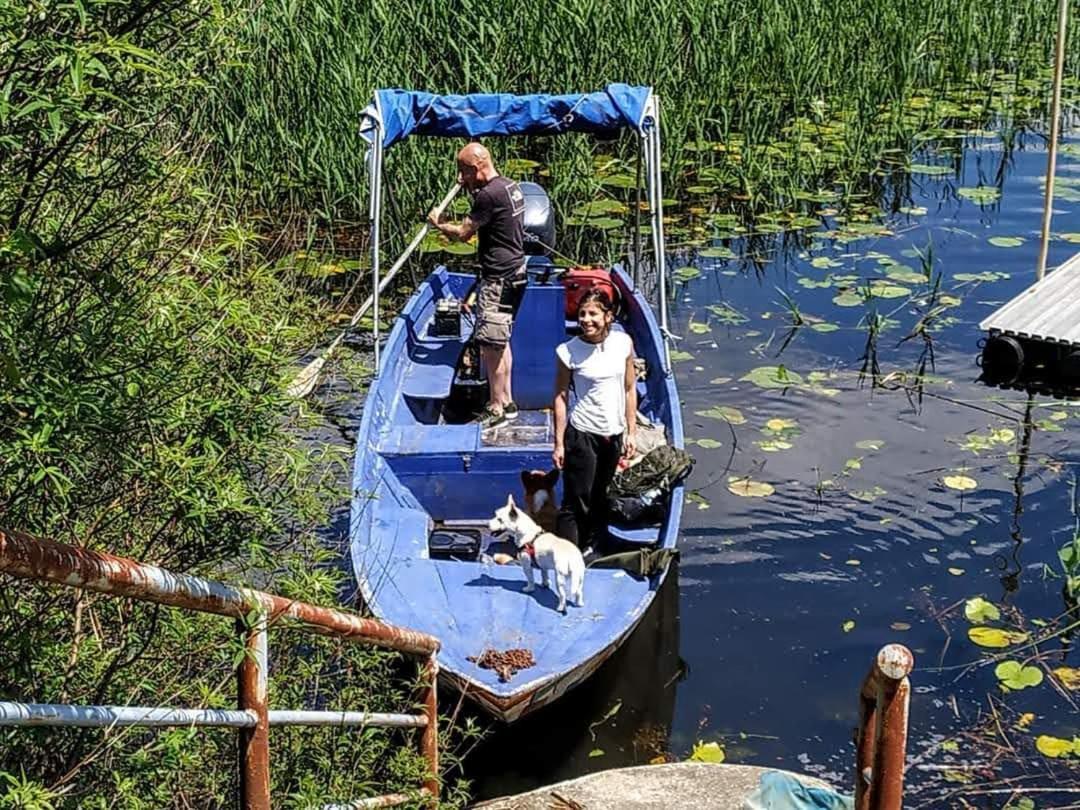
[475, 267, 526, 348]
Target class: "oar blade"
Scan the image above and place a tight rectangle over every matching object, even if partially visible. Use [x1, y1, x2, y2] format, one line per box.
[286, 356, 327, 399]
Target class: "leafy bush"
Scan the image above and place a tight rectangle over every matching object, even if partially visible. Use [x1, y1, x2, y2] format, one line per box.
[0, 2, 473, 806]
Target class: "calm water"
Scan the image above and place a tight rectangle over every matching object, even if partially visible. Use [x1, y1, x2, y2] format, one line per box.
[465, 131, 1080, 803]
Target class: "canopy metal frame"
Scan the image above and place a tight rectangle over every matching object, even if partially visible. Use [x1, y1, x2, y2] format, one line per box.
[362, 88, 672, 374]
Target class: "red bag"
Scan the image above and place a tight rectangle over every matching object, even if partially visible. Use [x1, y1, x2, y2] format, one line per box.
[561, 266, 618, 319]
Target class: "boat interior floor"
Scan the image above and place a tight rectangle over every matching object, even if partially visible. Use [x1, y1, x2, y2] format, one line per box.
[479, 409, 555, 447]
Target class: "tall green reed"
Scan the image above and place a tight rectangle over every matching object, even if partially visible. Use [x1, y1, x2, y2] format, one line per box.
[194, 0, 1069, 223]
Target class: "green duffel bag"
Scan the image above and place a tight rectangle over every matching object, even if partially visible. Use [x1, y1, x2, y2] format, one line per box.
[608, 444, 695, 501]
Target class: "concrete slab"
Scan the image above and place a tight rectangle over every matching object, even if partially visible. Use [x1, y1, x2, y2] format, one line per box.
[470, 762, 838, 809]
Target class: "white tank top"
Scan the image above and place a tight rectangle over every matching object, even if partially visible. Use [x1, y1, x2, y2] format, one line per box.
[556, 331, 633, 437]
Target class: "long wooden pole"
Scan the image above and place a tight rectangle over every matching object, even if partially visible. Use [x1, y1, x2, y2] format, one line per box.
[286, 182, 460, 398]
[1037, 0, 1070, 282]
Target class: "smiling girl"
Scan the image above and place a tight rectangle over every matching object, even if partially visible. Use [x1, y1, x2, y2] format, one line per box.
[552, 288, 637, 551]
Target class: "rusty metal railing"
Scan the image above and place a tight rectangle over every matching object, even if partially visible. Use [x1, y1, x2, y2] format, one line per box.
[855, 643, 914, 810]
[0, 527, 441, 809]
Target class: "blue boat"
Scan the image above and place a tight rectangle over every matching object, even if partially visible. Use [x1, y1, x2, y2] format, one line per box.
[349, 86, 684, 721]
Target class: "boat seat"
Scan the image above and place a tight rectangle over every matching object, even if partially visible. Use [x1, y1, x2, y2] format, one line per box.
[401, 310, 469, 400]
[378, 424, 480, 455]
[509, 284, 566, 410]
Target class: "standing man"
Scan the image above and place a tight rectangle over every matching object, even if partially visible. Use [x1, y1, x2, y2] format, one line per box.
[429, 142, 526, 428]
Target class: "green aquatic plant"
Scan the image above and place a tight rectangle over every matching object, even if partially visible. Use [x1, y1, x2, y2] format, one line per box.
[1059, 532, 1080, 603]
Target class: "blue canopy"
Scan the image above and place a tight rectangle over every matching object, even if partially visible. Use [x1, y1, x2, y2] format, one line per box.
[361, 84, 652, 150]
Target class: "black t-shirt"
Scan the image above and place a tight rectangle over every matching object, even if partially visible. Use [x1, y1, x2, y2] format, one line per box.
[469, 176, 525, 278]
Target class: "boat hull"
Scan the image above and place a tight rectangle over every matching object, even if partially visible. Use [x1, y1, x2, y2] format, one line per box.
[349, 259, 683, 721]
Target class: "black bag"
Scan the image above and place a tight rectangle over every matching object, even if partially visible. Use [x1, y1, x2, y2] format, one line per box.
[428, 529, 481, 560]
[608, 445, 695, 499]
[609, 488, 666, 524]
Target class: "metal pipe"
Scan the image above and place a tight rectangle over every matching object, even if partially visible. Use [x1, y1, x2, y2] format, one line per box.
[238, 615, 271, 810]
[420, 654, 440, 802]
[0, 703, 426, 731]
[642, 101, 670, 372]
[651, 102, 670, 358]
[1037, 0, 1070, 282]
[372, 132, 384, 373]
[267, 710, 428, 728]
[324, 792, 431, 810]
[633, 136, 643, 290]
[855, 644, 913, 810]
[0, 527, 439, 656]
[0, 702, 257, 728]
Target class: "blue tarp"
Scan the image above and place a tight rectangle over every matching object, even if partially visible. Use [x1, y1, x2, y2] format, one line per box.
[744, 771, 855, 810]
[361, 84, 652, 149]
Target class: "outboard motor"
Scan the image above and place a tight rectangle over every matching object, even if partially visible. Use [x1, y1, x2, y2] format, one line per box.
[519, 181, 555, 257]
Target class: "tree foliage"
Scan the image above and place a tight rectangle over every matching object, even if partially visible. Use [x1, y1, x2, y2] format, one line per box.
[0, 3, 473, 806]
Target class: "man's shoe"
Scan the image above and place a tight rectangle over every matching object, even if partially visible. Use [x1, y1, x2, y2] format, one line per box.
[477, 405, 507, 429]
[503, 401, 519, 420]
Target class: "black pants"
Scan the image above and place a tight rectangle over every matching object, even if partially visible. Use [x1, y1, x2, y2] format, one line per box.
[556, 424, 623, 549]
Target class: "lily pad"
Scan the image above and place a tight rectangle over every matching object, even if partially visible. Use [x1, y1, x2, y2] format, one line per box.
[964, 596, 1001, 624]
[443, 239, 477, 255]
[599, 172, 637, 189]
[586, 216, 623, 230]
[968, 627, 1029, 648]
[850, 486, 887, 503]
[1036, 735, 1080, 758]
[756, 439, 793, 452]
[958, 186, 1002, 204]
[1053, 667, 1080, 690]
[765, 418, 798, 432]
[885, 267, 927, 284]
[572, 199, 627, 217]
[694, 438, 723, 449]
[705, 303, 748, 324]
[954, 271, 1009, 283]
[674, 266, 701, 282]
[689, 741, 725, 763]
[741, 365, 804, 389]
[669, 350, 694, 363]
[842, 620, 856, 633]
[699, 246, 737, 260]
[855, 439, 885, 451]
[988, 236, 1024, 248]
[995, 660, 1043, 691]
[1060, 233, 1080, 243]
[943, 475, 977, 491]
[727, 478, 775, 498]
[696, 405, 746, 425]
[810, 322, 840, 333]
[832, 290, 864, 307]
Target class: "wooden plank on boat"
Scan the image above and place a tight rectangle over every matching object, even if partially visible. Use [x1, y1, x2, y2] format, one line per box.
[979, 251, 1080, 346]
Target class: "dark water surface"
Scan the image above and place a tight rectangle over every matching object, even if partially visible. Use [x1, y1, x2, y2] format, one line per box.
[463, 131, 1080, 804]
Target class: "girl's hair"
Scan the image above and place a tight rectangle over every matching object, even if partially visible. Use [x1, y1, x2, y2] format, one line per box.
[576, 287, 614, 316]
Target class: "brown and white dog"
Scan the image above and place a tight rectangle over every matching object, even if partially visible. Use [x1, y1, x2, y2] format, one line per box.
[489, 495, 585, 613]
[521, 468, 560, 534]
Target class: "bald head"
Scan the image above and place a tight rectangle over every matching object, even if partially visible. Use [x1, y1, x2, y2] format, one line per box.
[456, 142, 498, 190]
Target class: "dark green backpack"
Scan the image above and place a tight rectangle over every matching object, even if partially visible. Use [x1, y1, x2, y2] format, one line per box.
[608, 445, 695, 499]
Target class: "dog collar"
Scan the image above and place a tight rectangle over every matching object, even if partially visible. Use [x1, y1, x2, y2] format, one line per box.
[521, 527, 544, 559]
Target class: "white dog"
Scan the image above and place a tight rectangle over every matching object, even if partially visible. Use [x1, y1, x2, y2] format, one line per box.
[489, 495, 585, 613]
